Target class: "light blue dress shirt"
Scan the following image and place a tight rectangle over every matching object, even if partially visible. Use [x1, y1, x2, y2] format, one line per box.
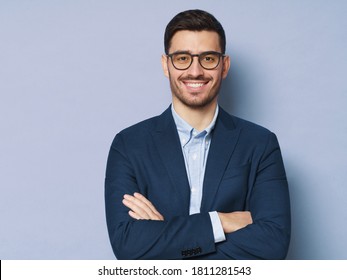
[171, 105, 225, 243]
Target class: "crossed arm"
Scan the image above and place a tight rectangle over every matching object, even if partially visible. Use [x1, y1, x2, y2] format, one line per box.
[106, 132, 291, 259]
[122, 192, 253, 234]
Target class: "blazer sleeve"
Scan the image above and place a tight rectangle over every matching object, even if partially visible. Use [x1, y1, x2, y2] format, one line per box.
[207, 132, 291, 260]
[105, 133, 216, 259]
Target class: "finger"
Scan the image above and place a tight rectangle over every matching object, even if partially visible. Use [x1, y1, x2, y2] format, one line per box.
[133, 193, 164, 219]
[246, 211, 253, 224]
[123, 195, 160, 220]
[124, 194, 151, 214]
[128, 210, 142, 220]
[122, 197, 150, 219]
[123, 194, 164, 221]
[133, 193, 164, 220]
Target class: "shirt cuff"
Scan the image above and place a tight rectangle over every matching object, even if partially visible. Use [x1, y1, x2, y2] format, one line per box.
[209, 211, 226, 243]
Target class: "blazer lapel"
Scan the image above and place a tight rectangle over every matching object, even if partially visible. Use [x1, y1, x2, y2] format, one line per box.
[151, 107, 191, 214]
[200, 108, 241, 212]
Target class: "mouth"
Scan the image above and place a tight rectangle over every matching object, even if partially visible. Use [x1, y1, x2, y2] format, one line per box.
[182, 80, 209, 90]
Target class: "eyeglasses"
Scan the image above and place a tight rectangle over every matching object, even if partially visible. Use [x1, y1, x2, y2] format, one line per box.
[167, 51, 225, 70]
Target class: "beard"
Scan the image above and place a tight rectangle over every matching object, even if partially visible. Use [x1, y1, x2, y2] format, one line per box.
[168, 72, 222, 109]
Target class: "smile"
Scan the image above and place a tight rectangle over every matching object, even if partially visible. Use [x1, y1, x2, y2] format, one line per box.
[186, 83, 204, 88]
[183, 81, 209, 89]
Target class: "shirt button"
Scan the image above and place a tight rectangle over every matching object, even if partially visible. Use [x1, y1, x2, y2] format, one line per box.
[192, 153, 197, 160]
[191, 187, 197, 193]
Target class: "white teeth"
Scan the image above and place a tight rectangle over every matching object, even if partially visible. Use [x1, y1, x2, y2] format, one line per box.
[186, 83, 204, 88]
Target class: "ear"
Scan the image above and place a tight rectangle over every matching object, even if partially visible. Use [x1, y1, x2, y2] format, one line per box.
[221, 55, 231, 79]
[161, 54, 170, 78]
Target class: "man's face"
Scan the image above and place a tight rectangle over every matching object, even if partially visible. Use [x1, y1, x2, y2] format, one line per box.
[162, 30, 230, 110]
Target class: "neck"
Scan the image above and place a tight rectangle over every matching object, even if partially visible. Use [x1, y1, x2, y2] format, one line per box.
[172, 100, 217, 131]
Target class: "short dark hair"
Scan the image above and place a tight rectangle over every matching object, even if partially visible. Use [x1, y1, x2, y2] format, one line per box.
[164, 9, 226, 54]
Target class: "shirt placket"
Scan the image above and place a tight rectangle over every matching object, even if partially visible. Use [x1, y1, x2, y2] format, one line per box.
[187, 130, 205, 215]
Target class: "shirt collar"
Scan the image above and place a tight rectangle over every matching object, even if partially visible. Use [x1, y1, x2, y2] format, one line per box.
[171, 104, 219, 142]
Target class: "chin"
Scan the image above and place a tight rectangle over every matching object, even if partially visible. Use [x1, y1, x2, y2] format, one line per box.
[181, 96, 217, 109]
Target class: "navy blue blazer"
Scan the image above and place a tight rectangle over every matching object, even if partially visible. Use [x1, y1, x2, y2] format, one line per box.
[105, 106, 291, 259]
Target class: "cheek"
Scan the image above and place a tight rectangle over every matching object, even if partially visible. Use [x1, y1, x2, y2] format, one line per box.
[169, 72, 183, 86]
[168, 73, 182, 92]
[212, 72, 224, 84]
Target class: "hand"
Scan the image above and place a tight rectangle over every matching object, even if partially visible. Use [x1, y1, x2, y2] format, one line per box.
[218, 211, 253, 233]
[122, 192, 164, 221]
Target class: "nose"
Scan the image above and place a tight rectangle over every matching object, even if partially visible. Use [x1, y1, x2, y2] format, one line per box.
[186, 56, 204, 77]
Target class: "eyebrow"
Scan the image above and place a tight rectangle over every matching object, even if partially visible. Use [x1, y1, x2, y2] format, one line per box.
[169, 50, 220, 54]
[170, 50, 191, 54]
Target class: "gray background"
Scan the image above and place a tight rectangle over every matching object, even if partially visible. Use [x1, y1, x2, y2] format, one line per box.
[1, 0, 346, 259]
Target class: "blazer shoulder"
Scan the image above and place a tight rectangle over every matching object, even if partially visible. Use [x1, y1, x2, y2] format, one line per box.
[223, 113, 281, 154]
[220, 108, 273, 137]
[234, 116, 272, 135]
[111, 107, 172, 145]
[119, 115, 159, 136]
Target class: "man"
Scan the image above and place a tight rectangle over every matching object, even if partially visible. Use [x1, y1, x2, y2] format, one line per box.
[105, 9, 291, 259]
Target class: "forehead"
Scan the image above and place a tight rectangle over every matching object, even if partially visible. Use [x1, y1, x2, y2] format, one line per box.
[169, 30, 221, 53]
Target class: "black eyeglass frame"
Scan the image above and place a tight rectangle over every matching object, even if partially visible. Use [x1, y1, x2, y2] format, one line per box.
[167, 51, 226, 70]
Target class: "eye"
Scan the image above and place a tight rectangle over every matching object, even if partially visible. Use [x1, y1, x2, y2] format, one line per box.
[173, 54, 191, 64]
[202, 54, 217, 63]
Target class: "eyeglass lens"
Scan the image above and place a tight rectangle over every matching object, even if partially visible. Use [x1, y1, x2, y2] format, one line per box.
[171, 52, 221, 70]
